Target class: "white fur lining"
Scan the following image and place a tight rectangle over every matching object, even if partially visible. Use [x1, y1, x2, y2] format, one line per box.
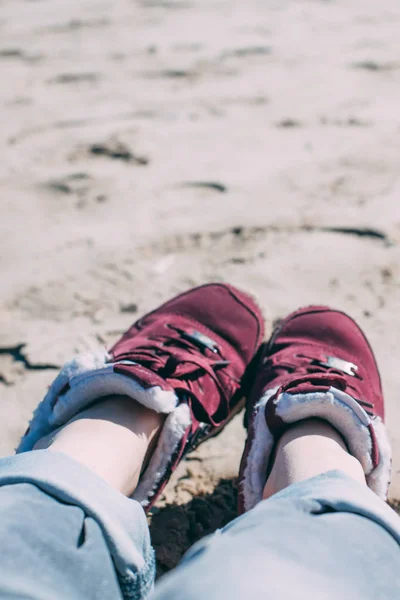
[241, 388, 276, 512]
[367, 415, 392, 499]
[133, 403, 191, 507]
[275, 387, 373, 476]
[17, 349, 178, 453]
[17, 349, 192, 507]
[242, 386, 392, 511]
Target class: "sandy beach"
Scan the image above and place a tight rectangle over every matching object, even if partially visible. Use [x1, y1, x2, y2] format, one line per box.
[1, 0, 400, 572]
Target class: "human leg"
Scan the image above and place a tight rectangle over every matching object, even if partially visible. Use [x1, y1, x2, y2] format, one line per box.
[35, 395, 165, 496]
[0, 396, 164, 599]
[0, 450, 154, 600]
[4, 284, 263, 599]
[151, 456, 400, 600]
[19, 283, 264, 510]
[151, 306, 400, 600]
[262, 417, 366, 498]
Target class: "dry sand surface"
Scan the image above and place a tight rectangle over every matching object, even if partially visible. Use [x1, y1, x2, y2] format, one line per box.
[1, 0, 400, 574]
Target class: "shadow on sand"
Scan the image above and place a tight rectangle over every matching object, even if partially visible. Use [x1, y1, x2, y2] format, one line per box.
[149, 478, 238, 577]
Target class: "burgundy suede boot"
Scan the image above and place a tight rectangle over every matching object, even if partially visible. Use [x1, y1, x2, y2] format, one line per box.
[18, 283, 264, 510]
[239, 305, 391, 513]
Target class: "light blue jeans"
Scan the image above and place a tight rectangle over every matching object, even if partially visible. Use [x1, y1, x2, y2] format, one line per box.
[0, 451, 399, 599]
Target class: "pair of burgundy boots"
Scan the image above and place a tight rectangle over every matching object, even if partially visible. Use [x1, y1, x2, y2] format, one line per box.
[18, 284, 391, 512]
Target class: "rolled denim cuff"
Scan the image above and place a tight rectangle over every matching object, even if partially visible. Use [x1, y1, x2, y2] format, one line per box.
[0, 450, 155, 599]
[248, 469, 400, 544]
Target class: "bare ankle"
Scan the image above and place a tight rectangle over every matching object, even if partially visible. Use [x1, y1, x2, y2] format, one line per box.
[262, 418, 366, 500]
[34, 396, 165, 496]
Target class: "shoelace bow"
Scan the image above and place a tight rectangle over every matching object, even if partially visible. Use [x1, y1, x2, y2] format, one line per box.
[265, 352, 375, 415]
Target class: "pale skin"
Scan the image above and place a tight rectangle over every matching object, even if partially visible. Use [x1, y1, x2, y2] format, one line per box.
[34, 397, 366, 500]
[34, 396, 166, 497]
[262, 418, 366, 500]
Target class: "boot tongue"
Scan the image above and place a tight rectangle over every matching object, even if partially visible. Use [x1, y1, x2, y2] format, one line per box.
[264, 372, 348, 437]
[112, 353, 224, 421]
[275, 372, 347, 396]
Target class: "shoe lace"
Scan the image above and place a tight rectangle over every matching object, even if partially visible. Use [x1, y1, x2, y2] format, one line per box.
[114, 324, 235, 409]
[265, 351, 375, 415]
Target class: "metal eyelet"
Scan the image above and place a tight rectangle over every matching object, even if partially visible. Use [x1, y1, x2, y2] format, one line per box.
[181, 330, 219, 354]
[315, 355, 359, 377]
